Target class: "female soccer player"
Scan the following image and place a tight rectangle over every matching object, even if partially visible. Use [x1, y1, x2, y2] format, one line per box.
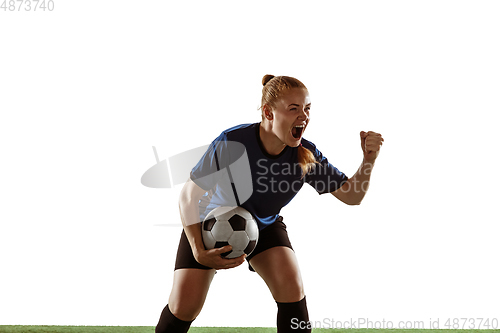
[155, 75, 384, 333]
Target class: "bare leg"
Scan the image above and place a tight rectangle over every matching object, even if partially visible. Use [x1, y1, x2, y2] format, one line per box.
[249, 246, 310, 333]
[249, 246, 304, 302]
[168, 268, 216, 320]
[156, 268, 215, 333]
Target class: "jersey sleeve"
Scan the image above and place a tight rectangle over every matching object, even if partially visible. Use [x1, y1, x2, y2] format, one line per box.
[189, 132, 229, 191]
[304, 144, 348, 195]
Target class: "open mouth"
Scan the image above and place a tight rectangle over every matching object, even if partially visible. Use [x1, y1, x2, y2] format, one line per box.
[291, 124, 305, 139]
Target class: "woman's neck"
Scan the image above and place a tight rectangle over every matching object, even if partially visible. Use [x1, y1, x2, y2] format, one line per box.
[259, 121, 286, 156]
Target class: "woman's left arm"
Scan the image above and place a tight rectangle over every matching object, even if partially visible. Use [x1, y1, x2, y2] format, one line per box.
[331, 131, 384, 205]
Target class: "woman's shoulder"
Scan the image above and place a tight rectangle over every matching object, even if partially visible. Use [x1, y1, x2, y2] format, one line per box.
[215, 122, 258, 141]
[221, 123, 257, 135]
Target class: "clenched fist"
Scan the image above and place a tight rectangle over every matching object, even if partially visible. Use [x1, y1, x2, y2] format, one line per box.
[360, 131, 384, 163]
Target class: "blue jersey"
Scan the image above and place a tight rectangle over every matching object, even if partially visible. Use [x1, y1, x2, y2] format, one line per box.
[190, 122, 348, 230]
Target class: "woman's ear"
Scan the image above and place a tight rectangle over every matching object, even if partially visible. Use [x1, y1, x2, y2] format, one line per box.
[262, 104, 273, 120]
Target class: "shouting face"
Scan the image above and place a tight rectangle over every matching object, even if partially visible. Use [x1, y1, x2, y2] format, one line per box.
[261, 88, 311, 154]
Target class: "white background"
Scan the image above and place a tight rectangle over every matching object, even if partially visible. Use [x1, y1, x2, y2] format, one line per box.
[1, 0, 499, 328]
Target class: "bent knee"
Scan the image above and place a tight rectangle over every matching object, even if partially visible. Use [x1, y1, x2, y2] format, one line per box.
[168, 300, 203, 322]
[272, 276, 305, 303]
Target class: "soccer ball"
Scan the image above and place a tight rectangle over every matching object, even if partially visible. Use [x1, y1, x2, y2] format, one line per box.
[202, 206, 259, 259]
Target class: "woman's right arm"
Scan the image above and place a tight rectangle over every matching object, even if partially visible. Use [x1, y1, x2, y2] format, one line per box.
[179, 178, 246, 270]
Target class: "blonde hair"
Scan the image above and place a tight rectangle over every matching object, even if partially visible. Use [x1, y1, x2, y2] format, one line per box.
[260, 74, 318, 178]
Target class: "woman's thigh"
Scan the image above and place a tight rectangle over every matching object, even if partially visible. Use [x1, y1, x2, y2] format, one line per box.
[248, 246, 305, 303]
[168, 268, 216, 321]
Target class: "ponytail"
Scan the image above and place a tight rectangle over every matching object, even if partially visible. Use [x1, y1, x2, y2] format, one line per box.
[297, 145, 318, 179]
[262, 74, 275, 86]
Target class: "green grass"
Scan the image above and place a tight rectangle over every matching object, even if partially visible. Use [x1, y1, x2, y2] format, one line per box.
[1, 327, 500, 333]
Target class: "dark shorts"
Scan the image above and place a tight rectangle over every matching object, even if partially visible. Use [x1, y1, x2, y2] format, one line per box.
[174, 216, 293, 272]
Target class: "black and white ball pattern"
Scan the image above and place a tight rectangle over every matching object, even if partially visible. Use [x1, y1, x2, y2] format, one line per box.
[202, 206, 259, 259]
